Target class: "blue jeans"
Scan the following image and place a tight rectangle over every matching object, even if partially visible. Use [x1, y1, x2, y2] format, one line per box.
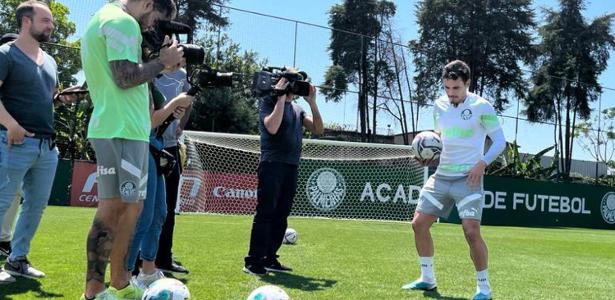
[0, 131, 58, 260]
[127, 148, 167, 270]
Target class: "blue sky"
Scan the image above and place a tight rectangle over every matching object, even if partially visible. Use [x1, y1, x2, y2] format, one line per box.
[58, 0, 615, 161]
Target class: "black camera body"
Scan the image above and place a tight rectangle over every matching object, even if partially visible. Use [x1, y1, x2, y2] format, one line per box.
[142, 20, 234, 90]
[142, 21, 204, 65]
[190, 66, 234, 89]
[251, 67, 311, 98]
[150, 145, 176, 176]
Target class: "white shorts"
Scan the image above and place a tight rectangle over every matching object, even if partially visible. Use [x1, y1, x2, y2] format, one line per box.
[416, 173, 484, 220]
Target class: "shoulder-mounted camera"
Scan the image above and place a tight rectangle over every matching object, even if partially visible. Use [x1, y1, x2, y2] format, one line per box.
[251, 66, 311, 98]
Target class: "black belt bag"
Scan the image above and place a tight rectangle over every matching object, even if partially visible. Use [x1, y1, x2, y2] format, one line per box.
[149, 145, 176, 176]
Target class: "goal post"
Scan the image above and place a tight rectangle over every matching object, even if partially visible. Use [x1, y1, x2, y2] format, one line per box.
[177, 131, 425, 222]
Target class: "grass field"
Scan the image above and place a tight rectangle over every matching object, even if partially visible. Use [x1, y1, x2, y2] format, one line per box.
[1, 206, 614, 299]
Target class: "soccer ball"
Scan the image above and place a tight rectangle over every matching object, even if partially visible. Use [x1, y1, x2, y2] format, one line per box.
[411, 131, 442, 161]
[142, 278, 190, 300]
[283, 228, 297, 244]
[247, 285, 289, 300]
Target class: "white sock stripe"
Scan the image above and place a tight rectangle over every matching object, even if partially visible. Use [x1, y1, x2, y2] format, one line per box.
[458, 193, 482, 208]
[121, 159, 141, 178]
[139, 175, 148, 189]
[422, 192, 444, 210]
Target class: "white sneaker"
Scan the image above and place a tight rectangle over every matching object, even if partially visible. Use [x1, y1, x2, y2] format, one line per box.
[0, 268, 16, 284]
[136, 269, 165, 289]
[4, 257, 45, 278]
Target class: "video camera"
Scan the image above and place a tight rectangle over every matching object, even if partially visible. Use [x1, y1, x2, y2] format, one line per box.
[143, 20, 236, 137]
[251, 67, 311, 98]
[142, 20, 234, 93]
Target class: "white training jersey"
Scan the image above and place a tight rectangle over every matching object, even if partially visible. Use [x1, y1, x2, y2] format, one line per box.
[433, 92, 501, 176]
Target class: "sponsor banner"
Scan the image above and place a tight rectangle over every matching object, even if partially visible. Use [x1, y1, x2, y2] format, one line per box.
[70, 160, 98, 207]
[179, 170, 258, 213]
[293, 158, 422, 221]
[49, 159, 72, 206]
[442, 176, 615, 229]
[178, 158, 421, 220]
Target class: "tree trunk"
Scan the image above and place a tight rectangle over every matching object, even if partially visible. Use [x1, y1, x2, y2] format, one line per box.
[568, 106, 578, 177]
[372, 36, 379, 143]
[564, 95, 572, 177]
[388, 31, 410, 144]
[400, 48, 415, 133]
[556, 95, 565, 178]
[359, 37, 367, 141]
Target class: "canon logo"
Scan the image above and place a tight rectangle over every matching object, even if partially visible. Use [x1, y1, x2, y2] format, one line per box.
[212, 186, 257, 199]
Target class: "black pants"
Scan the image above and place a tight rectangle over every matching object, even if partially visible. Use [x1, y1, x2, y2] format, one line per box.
[155, 145, 180, 267]
[245, 161, 298, 265]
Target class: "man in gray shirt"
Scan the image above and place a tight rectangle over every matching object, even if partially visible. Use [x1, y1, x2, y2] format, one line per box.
[0, 1, 59, 283]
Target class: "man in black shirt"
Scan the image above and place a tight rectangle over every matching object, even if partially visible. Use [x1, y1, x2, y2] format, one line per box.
[243, 70, 323, 275]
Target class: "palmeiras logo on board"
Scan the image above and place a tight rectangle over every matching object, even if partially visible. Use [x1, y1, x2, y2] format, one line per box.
[306, 168, 346, 212]
[461, 109, 472, 120]
[600, 192, 615, 224]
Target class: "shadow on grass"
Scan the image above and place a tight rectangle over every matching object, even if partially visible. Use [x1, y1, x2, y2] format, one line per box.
[420, 289, 468, 300]
[163, 273, 190, 286]
[260, 272, 337, 292]
[0, 277, 63, 299]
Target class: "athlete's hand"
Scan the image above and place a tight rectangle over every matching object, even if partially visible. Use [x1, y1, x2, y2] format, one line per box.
[159, 36, 184, 70]
[467, 160, 487, 186]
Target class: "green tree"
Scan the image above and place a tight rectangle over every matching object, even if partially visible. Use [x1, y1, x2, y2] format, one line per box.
[0, 0, 80, 86]
[172, 1, 265, 134]
[186, 31, 265, 134]
[525, 0, 615, 178]
[411, 0, 535, 111]
[321, 0, 396, 141]
[175, 0, 228, 33]
[574, 107, 615, 173]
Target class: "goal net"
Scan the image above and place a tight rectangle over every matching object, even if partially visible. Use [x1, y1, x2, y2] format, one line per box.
[177, 131, 426, 221]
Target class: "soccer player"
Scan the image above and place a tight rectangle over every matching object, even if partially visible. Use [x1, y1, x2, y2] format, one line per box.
[402, 60, 506, 300]
[80, 0, 183, 299]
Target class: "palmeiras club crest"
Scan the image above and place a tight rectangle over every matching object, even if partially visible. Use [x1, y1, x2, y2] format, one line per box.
[600, 192, 615, 224]
[305, 168, 346, 212]
[461, 109, 472, 120]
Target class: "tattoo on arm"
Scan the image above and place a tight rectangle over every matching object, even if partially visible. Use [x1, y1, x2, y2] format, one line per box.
[109, 60, 164, 89]
[86, 218, 114, 284]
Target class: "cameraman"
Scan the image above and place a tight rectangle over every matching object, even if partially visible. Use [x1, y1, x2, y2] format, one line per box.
[243, 69, 323, 275]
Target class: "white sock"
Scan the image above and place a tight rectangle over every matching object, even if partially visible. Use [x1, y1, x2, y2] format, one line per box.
[476, 269, 491, 294]
[419, 256, 435, 283]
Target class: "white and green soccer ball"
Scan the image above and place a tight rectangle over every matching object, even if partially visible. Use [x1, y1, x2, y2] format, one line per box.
[283, 228, 297, 244]
[247, 285, 289, 300]
[411, 131, 442, 161]
[142, 278, 190, 300]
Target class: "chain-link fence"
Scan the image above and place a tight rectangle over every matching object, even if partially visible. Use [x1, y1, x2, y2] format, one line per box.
[35, 1, 615, 180]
